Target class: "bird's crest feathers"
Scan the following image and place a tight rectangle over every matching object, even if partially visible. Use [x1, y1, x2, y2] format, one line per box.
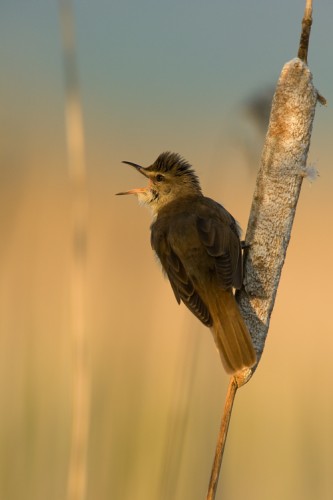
[147, 152, 201, 191]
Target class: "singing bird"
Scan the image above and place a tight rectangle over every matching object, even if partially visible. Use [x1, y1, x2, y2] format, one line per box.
[117, 152, 256, 374]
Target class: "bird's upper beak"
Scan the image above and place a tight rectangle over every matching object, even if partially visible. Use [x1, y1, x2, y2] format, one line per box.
[116, 161, 150, 196]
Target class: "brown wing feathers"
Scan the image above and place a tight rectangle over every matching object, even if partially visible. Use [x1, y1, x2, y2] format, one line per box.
[151, 229, 212, 327]
[196, 214, 242, 290]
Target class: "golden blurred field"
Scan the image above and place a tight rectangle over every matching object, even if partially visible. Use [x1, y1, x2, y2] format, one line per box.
[1, 2, 333, 499]
[1, 147, 333, 499]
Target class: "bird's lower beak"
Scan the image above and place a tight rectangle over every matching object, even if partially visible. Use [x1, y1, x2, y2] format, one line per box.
[116, 187, 147, 196]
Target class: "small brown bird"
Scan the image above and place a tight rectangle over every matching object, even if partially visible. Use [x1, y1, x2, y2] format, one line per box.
[117, 152, 256, 374]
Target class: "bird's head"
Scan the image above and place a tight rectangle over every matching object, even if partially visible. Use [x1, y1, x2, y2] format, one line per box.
[116, 152, 202, 215]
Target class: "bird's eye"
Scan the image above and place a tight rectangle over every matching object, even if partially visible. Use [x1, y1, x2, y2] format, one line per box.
[155, 174, 164, 182]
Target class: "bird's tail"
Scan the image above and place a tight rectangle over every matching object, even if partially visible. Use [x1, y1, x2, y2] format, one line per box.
[208, 290, 256, 374]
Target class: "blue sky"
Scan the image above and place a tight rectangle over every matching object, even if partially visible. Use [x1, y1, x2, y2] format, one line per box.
[1, 0, 332, 180]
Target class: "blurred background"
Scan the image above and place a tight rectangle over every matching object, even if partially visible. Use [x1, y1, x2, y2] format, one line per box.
[1, 0, 333, 499]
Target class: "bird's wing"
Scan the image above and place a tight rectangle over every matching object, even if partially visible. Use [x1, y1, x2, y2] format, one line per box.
[196, 213, 243, 289]
[151, 228, 212, 327]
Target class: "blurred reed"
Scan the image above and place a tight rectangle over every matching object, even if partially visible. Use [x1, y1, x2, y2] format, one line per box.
[157, 325, 201, 499]
[58, 2, 90, 499]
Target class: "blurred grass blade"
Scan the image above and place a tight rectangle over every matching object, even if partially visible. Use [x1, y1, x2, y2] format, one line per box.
[58, 2, 90, 500]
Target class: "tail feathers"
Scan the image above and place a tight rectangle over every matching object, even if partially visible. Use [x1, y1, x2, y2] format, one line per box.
[209, 291, 256, 374]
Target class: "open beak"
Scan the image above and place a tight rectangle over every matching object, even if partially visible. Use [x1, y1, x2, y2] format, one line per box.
[116, 160, 150, 196]
[116, 187, 147, 196]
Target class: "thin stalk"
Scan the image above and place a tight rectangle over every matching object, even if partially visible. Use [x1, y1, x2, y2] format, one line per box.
[206, 378, 238, 500]
[298, 0, 313, 64]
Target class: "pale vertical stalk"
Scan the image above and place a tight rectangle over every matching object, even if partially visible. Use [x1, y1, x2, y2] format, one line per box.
[206, 378, 238, 500]
[305, 0, 312, 13]
[207, 1, 320, 497]
[59, 2, 90, 500]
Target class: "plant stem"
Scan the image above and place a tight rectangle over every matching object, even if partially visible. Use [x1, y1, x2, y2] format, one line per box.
[298, 0, 313, 64]
[206, 377, 238, 500]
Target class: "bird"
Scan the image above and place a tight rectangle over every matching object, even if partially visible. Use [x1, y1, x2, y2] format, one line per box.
[116, 152, 256, 374]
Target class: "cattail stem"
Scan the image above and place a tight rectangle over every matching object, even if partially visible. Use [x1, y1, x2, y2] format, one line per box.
[298, 0, 313, 64]
[206, 0, 320, 496]
[206, 377, 238, 500]
[235, 0, 318, 386]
